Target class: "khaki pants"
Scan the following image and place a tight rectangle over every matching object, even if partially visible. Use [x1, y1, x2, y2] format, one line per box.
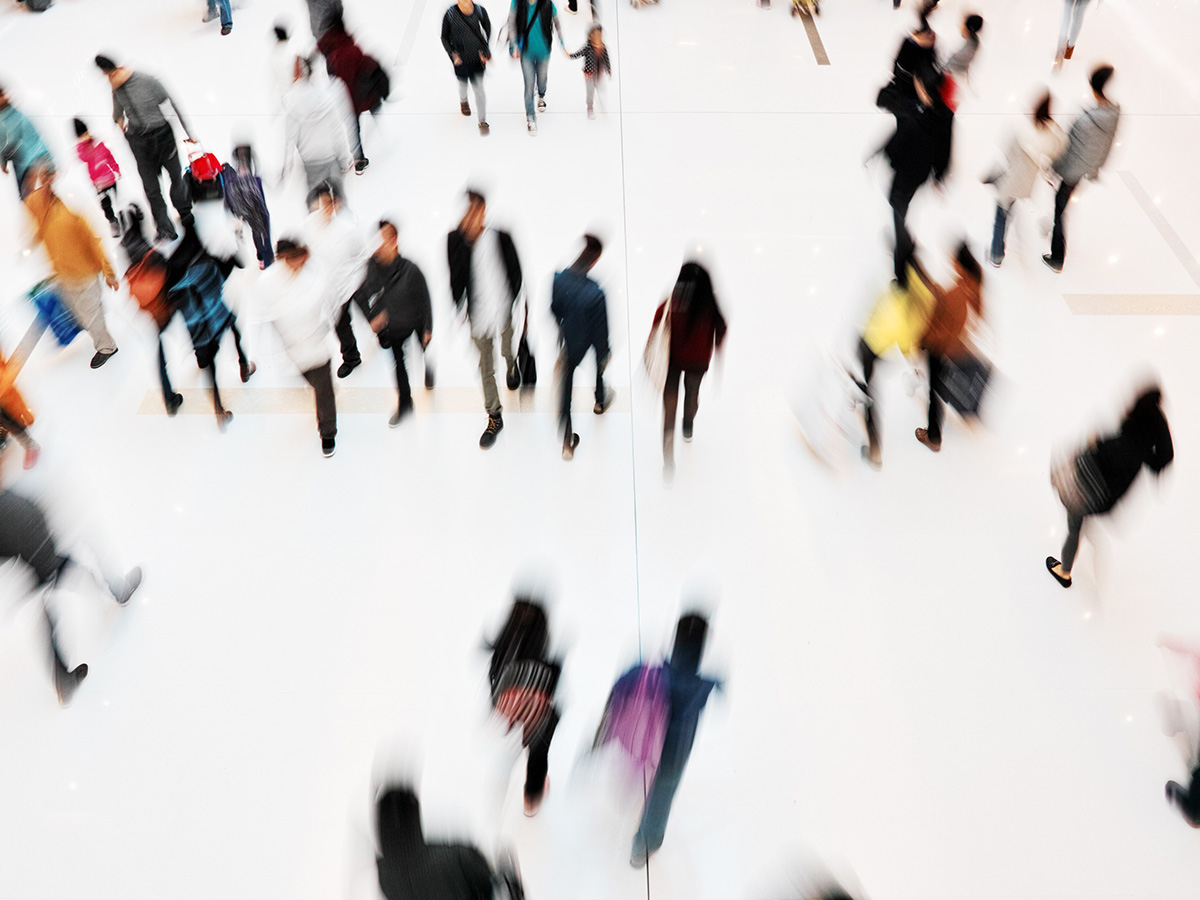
[57, 277, 116, 353]
[472, 318, 515, 416]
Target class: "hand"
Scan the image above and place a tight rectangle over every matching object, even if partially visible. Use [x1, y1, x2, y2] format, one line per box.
[452, 53, 462, 65]
[105, 275, 120, 291]
[480, 51, 489, 64]
[510, 47, 519, 59]
[422, 331, 432, 348]
[370, 313, 388, 332]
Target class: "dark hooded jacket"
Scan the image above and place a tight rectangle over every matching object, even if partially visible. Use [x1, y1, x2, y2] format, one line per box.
[376, 788, 494, 900]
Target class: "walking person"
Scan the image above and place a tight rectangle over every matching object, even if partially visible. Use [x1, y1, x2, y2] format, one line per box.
[282, 56, 354, 198]
[987, 94, 1067, 267]
[551, 234, 612, 461]
[73, 118, 122, 238]
[23, 166, 121, 368]
[447, 190, 525, 449]
[202, 0, 233, 35]
[914, 243, 984, 453]
[0, 486, 141, 706]
[317, 15, 390, 174]
[1047, 385, 1173, 588]
[486, 598, 562, 817]
[630, 613, 720, 867]
[223, 145, 273, 269]
[352, 220, 434, 428]
[306, 0, 344, 40]
[508, 0, 566, 136]
[255, 239, 339, 458]
[1055, 0, 1093, 66]
[302, 181, 370, 378]
[95, 55, 196, 243]
[0, 84, 53, 199]
[566, 23, 611, 119]
[0, 348, 41, 469]
[1043, 65, 1119, 274]
[441, 0, 492, 135]
[650, 262, 727, 476]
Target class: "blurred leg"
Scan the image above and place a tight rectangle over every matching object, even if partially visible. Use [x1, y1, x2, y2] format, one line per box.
[1060, 510, 1084, 573]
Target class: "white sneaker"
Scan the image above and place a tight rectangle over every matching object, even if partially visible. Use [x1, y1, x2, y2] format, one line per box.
[537, 97, 547, 112]
[527, 119, 537, 136]
[587, 106, 595, 120]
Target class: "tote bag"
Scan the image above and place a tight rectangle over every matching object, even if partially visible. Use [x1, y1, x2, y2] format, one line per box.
[643, 303, 672, 391]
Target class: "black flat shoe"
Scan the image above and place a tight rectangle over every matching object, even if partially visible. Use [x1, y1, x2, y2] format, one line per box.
[1046, 557, 1072, 588]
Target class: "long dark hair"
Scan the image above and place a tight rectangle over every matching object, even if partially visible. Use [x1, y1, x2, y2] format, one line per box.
[670, 613, 708, 676]
[670, 261, 721, 336]
[376, 786, 423, 858]
[487, 599, 550, 689]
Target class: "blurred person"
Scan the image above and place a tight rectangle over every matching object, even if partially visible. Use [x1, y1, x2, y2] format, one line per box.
[302, 181, 370, 378]
[0, 485, 141, 706]
[73, 118, 122, 238]
[352, 220, 434, 427]
[160, 218, 256, 426]
[855, 261, 937, 468]
[550, 234, 611, 461]
[447, 190, 525, 450]
[0, 84, 53, 199]
[307, 0, 345, 40]
[1156, 636, 1200, 828]
[1043, 65, 1119, 274]
[202, 0, 233, 35]
[943, 14, 982, 77]
[508, 0, 567, 136]
[0, 346, 41, 469]
[650, 262, 727, 476]
[914, 243, 984, 453]
[223, 145, 273, 269]
[567, 24, 611, 120]
[441, 0, 493, 135]
[986, 94, 1067, 267]
[270, 25, 297, 108]
[487, 598, 562, 816]
[1055, 0, 1093, 66]
[876, 8, 939, 119]
[23, 166, 121, 369]
[630, 613, 720, 868]
[318, 15, 391, 174]
[282, 55, 355, 198]
[95, 55, 196, 243]
[255, 238, 339, 457]
[375, 785, 523, 899]
[1047, 385, 1173, 588]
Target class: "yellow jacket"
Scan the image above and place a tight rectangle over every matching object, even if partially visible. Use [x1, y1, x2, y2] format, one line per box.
[0, 353, 34, 429]
[24, 186, 115, 284]
[862, 268, 937, 357]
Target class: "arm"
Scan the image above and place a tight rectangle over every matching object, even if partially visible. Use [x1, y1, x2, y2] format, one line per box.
[102, 144, 121, 177]
[1149, 415, 1174, 474]
[448, 232, 469, 311]
[351, 260, 382, 318]
[481, 6, 492, 43]
[441, 10, 457, 58]
[552, 9, 565, 49]
[160, 82, 196, 141]
[713, 307, 728, 350]
[507, 0, 519, 54]
[111, 90, 126, 130]
[497, 231, 523, 306]
[80, 217, 118, 285]
[416, 268, 434, 340]
[601, 47, 611, 75]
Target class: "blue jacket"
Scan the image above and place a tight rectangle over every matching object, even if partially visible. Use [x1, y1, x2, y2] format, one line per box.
[551, 267, 609, 362]
[0, 104, 52, 189]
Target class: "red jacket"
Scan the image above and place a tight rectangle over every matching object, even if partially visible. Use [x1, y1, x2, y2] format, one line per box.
[318, 29, 380, 115]
[653, 299, 727, 373]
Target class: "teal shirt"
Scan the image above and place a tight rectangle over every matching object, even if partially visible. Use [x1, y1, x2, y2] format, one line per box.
[516, 0, 555, 60]
[0, 104, 51, 185]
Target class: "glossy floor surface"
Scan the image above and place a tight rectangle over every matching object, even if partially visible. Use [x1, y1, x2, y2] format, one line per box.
[2, 0, 1200, 897]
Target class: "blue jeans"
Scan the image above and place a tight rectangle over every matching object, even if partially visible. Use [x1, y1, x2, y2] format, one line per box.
[632, 757, 685, 857]
[1058, 0, 1091, 51]
[990, 201, 1013, 263]
[521, 55, 549, 120]
[207, 0, 232, 27]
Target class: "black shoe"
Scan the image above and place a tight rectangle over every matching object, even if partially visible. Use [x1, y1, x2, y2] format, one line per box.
[90, 349, 117, 369]
[1046, 557, 1072, 588]
[594, 388, 615, 415]
[562, 432, 580, 461]
[1167, 781, 1200, 827]
[682, 420, 694, 442]
[113, 567, 142, 606]
[480, 414, 503, 449]
[217, 409, 233, 431]
[424, 366, 435, 389]
[110, 220, 121, 238]
[506, 362, 520, 391]
[388, 402, 413, 428]
[337, 359, 360, 379]
[240, 361, 256, 383]
[156, 228, 177, 243]
[1042, 254, 1063, 273]
[322, 438, 336, 458]
[54, 660, 88, 707]
[220, 23, 232, 35]
[355, 159, 369, 175]
[166, 392, 184, 416]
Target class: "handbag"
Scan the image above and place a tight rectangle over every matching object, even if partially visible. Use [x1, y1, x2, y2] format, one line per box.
[516, 296, 537, 387]
[643, 301, 672, 390]
[933, 349, 991, 417]
[29, 280, 82, 347]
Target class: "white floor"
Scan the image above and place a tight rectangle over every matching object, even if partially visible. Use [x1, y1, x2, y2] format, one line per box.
[2, 0, 1200, 896]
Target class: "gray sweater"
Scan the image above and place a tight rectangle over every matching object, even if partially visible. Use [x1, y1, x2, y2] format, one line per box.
[112, 72, 193, 139]
[1054, 101, 1120, 184]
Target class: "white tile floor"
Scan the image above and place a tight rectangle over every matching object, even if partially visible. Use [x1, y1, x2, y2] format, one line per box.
[2, 0, 1200, 897]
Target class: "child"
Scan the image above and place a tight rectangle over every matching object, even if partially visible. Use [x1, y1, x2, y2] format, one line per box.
[0, 348, 40, 469]
[569, 24, 611, 120]
[73, 118, 121, 237]
[222, 145, 273, 269]
[940, 14, 982, 110]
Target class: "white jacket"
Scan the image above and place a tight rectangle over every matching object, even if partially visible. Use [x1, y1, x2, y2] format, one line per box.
[253, 260, 338, 373]
[994, 118, 1068, 204]
[302, 210, 369, 306]
[283, 79, 353, 169]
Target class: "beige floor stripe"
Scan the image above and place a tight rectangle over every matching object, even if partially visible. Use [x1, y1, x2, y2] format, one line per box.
[1063, 294, 1200, 316]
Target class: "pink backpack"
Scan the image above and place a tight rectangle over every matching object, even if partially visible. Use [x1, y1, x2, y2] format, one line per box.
[597, 663, 670, 774]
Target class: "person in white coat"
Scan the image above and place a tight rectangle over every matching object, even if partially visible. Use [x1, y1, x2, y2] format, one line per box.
[269, 25, 297, 109]
[987, 93, 1067, 267]
[282, 55, 354, 198]
[301, 181, 371, 378]
[254, 238, 340, 457]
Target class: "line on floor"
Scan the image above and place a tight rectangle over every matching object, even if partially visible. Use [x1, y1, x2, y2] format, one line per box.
[1063, 294, 1200, 315]
[799, 9, 830, 66]
[1120, 170, 1200, 289]
[136, 386, 631, 416]
[393, 0, 428, 70]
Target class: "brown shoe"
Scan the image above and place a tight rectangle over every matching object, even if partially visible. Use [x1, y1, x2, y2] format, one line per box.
[1063, 44, 1074, 59]
[915, 427, 941, 452]
[479, 122, 490, 136]
[460, 101, 471, 116]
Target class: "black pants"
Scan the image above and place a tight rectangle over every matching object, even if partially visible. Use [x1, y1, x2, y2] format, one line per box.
[158, 322, 251, 415]
[334, 291, 374, 366]
[302, 362, 338, 440]
[97, 185, 118, 227]
[663, 366, 703, 441]
[858, 339, 880, 450]
[889, 169, 927, 282]
[386, 326, 420, 410]
[127, 124, 191, 238]
[1049, 179, 1078, 266]
[559, 343, 608, 443]
[926, 353, 946, 443]
[351, 105, 380, 164]
[1061, 509, 1085, 573]
[525, 708, 559, 800]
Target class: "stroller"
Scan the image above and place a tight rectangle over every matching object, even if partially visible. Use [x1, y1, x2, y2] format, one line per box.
[119, 203, 255, 428]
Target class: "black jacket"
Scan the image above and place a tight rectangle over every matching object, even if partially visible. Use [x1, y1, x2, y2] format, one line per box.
[352, 254, 433, 336]
[376, 789, 495, 900]
[885, 100, 953, 183]
[1090, 400, 1174, 513]
[447, 227, 523, 320]
[441, 4, 492, 75]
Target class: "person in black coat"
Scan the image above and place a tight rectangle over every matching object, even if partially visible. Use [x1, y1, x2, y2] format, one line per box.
[353, 220, 434, 427]
[1047, 385, 1174, 587]
[441, 0, 492, 134]
[446, 190, 525, 449]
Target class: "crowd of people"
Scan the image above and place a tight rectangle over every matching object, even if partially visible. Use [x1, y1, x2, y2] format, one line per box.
[0, 0, 1191, 895]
